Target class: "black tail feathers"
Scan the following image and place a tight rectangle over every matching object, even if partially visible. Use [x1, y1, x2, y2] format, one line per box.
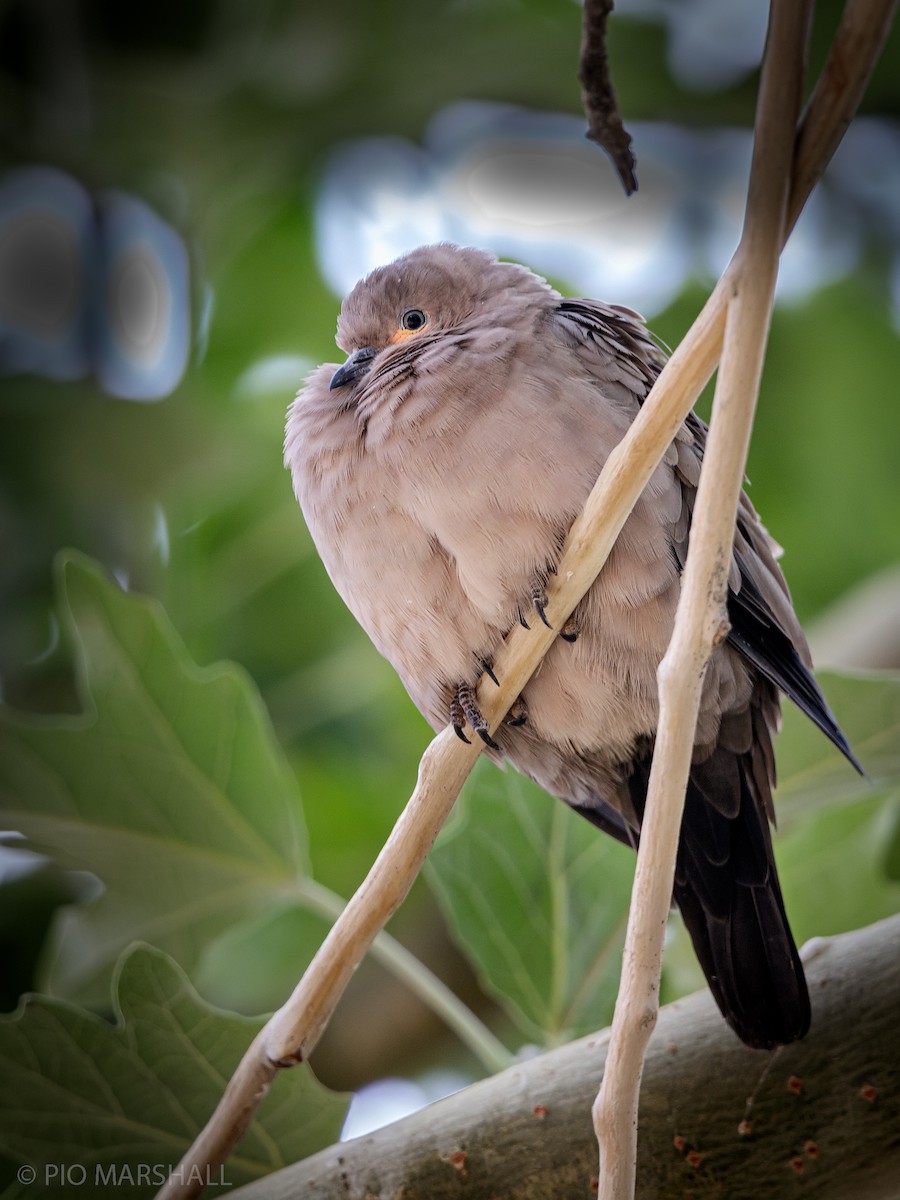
[629, 742, 811, 1050]
[673, 857, 810, 1049]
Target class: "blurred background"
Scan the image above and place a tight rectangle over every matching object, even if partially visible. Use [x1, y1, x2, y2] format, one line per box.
[1, 0, 899, 1138]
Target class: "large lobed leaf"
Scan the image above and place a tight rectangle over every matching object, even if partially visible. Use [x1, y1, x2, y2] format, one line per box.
[0, 553, 310, 1006]
[0, 944, 348, 1198]
[428, 760, 634, 1045]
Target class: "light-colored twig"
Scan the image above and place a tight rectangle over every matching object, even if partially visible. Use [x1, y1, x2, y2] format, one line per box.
[297, 879, 514, 1074]
[592, 1, 810, 1194]
[158, 2, 895, 1195]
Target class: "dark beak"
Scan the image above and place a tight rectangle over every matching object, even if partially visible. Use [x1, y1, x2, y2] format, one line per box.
[329, 346, 376, 391]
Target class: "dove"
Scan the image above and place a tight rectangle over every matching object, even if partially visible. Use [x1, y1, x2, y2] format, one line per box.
[285, 243, 860, 1049]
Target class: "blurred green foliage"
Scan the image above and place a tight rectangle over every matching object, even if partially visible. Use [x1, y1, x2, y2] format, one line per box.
[0, 554, 312, 1008]
[0, 944, 349, 1198]
[0, 0, 899, 1171]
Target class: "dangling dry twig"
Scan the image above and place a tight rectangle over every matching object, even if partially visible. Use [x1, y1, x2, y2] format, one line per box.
[579, 0, 637, 194]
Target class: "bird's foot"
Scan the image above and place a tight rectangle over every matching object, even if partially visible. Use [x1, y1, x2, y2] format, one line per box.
[560, 614, 580, 643]
[506, 697, 528, 727]
[451, 683, 499, 750]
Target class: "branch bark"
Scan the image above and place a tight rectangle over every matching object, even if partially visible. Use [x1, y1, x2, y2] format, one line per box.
[593, 2, 810, 1194]
[157, 2, 896, 1196]
[226, 916, 900, 1200]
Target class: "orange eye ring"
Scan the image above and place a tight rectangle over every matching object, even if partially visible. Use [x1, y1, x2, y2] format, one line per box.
[389, 308, 429, 344]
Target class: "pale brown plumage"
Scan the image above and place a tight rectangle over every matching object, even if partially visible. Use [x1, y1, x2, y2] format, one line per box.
[286, 243, 859, 1049]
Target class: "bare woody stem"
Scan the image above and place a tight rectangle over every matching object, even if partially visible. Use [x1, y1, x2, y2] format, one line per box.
[157, 2, 895, 1196]
[592, 1, 811, 1195]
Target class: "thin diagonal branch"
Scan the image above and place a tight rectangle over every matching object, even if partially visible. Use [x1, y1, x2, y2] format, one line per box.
[157, 3, 895, 1195]
[297, 879, 514, 1074]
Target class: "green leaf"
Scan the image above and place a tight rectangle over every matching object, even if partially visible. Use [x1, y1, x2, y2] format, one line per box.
[0, 552, 310, 1006]
[0, 944, 349, 1197]
[193, 900, 333, 1016]
[778, 792, 900, 942]
[775, 669, 900, 821]
[770, 670, 900, 940]
[428, 760, 634, 1045]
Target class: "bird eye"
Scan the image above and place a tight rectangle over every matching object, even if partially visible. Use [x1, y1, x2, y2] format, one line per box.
[400, 308, 427, 332]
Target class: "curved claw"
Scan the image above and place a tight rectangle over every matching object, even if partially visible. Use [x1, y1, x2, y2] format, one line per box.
[507, 697, 528, 727]
[477, 655, 500, 687]
[453, 682, 499, 751]
[532, 587, 553, 630]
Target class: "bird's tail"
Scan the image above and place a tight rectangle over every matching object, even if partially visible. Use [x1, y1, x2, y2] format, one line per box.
[629, 739, 811, 1050]
[673, 774, 810, 1049]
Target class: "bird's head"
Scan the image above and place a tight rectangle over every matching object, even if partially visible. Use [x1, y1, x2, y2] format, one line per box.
[328, 243, 555, 392]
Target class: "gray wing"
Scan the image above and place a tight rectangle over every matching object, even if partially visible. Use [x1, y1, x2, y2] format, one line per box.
[555, 298, 861, 772]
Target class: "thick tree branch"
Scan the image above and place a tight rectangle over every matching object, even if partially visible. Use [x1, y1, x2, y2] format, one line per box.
[227, 916, 900, 1200]
[156, 3, 895, 1195]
